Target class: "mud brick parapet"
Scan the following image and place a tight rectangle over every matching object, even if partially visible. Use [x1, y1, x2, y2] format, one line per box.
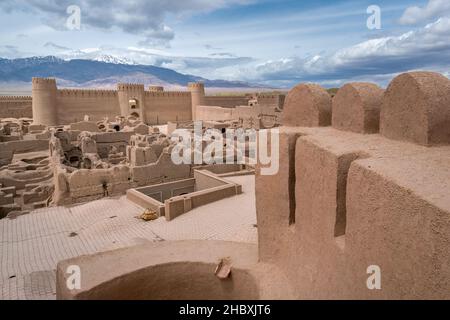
[380, 71, 450, 146]
[0, 96, 32, 100]
[282, 83, 332, 127]
[149, 86, 164, 92]
[332, 83, 384, 134]
[256, 71, 450, 299]
[58, 89, 118, 97]
[0, 96, 32, 119]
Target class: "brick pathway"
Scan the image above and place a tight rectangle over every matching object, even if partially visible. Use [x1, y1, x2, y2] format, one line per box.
[0, 175, 257, 300]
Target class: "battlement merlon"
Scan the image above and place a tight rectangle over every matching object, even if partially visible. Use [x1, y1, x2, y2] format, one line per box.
[144, 91, 191, 97]
[188, 82, 205, 89]
[0, 96, 32, 100]
[32, 77, 57, 91]
[57, 89, 118, 97]
[117, 83, 145, 91]
[149, 86, 164, 92]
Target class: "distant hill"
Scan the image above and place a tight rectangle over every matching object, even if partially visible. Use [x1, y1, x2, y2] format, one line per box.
[0, 56, 270, 90]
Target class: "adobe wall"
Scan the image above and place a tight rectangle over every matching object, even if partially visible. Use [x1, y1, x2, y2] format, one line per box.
[144, 91, 192, 125]
[30, 78, 268, 126]
[195, 104, 279, 124]
[204, 96, 249, 108]
[56, 89, 120, 124]
[202, 94, 284, 109]
[0, 96, 32, 119]
[256, 71, 450, 299]
[257, 93, 285, 108]
[196, 105, 234, 121]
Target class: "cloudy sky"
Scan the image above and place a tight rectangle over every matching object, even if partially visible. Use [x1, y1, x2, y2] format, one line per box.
[1, 0, 450, 87]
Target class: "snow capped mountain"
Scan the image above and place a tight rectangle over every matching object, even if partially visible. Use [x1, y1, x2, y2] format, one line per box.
[55, 49, 137, 65]
[0, 56, 269, 90]
[92, 55, 137, 65]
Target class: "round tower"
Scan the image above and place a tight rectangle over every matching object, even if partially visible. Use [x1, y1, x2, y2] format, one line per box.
[149, 86, 164, 92]
[117, 83, 146, 122]
[32, 78, 58, 126]
[188, 82, 205, 121]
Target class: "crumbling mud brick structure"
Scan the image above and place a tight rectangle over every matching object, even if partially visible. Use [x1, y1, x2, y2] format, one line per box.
[56, 71, 450, 300]
[49, 125, 192, 206]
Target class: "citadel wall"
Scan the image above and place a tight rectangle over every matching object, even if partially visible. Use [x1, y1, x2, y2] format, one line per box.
[204, 95, 249, 108]
[0, 96, 32, 119]
[22, 78, 267, 126]
[144, 91, 192, 125]
[195, 104, 280, 128]
[56, 89, 120, 124]
[256, 93, 285, 109]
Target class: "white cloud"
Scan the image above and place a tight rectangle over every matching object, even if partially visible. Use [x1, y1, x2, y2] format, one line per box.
[400, 0, 450, 25]
[0, 0, 254, 46]
[44, 42, 71, 51]
[40, 43, 254, 78]
[247, 17, 450, 87]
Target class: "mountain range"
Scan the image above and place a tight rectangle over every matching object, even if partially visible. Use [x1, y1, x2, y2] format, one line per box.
[0, 56, 267, 91]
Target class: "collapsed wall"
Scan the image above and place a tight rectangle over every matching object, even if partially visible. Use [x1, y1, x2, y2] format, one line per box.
[49, 126, 192, 206]
[256, 71, 450, 299]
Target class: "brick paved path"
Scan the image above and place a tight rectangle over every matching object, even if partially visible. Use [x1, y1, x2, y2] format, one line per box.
[0, 176, 257, 300]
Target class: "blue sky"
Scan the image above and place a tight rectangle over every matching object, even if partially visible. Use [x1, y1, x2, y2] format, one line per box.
[1, 0, 450, 87]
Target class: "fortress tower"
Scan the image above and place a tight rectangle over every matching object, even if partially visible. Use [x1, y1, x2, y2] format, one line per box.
[188, 82, 205, 121]
[117, 83, 146, 122]
[32, 78, 58, 126]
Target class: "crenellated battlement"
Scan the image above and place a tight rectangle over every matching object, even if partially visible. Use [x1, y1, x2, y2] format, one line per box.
[32, 77, 56, 84]
[57, 89, 118, 97]
[117, 83, 145, 91]
[144, 91, 191, 97]
[255, 70, 450, 299]
[0, 96, 32, 100]
[188, 82, 205, 89]
[258, 94, 277, 99]
[32, 77, 57, 91]
[149, 86, 164, 92]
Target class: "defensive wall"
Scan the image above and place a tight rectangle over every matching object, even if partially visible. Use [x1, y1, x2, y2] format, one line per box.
[0, 96, 32, 119]
[1, 79, 286, 126]
[1, 80, 285, 126]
